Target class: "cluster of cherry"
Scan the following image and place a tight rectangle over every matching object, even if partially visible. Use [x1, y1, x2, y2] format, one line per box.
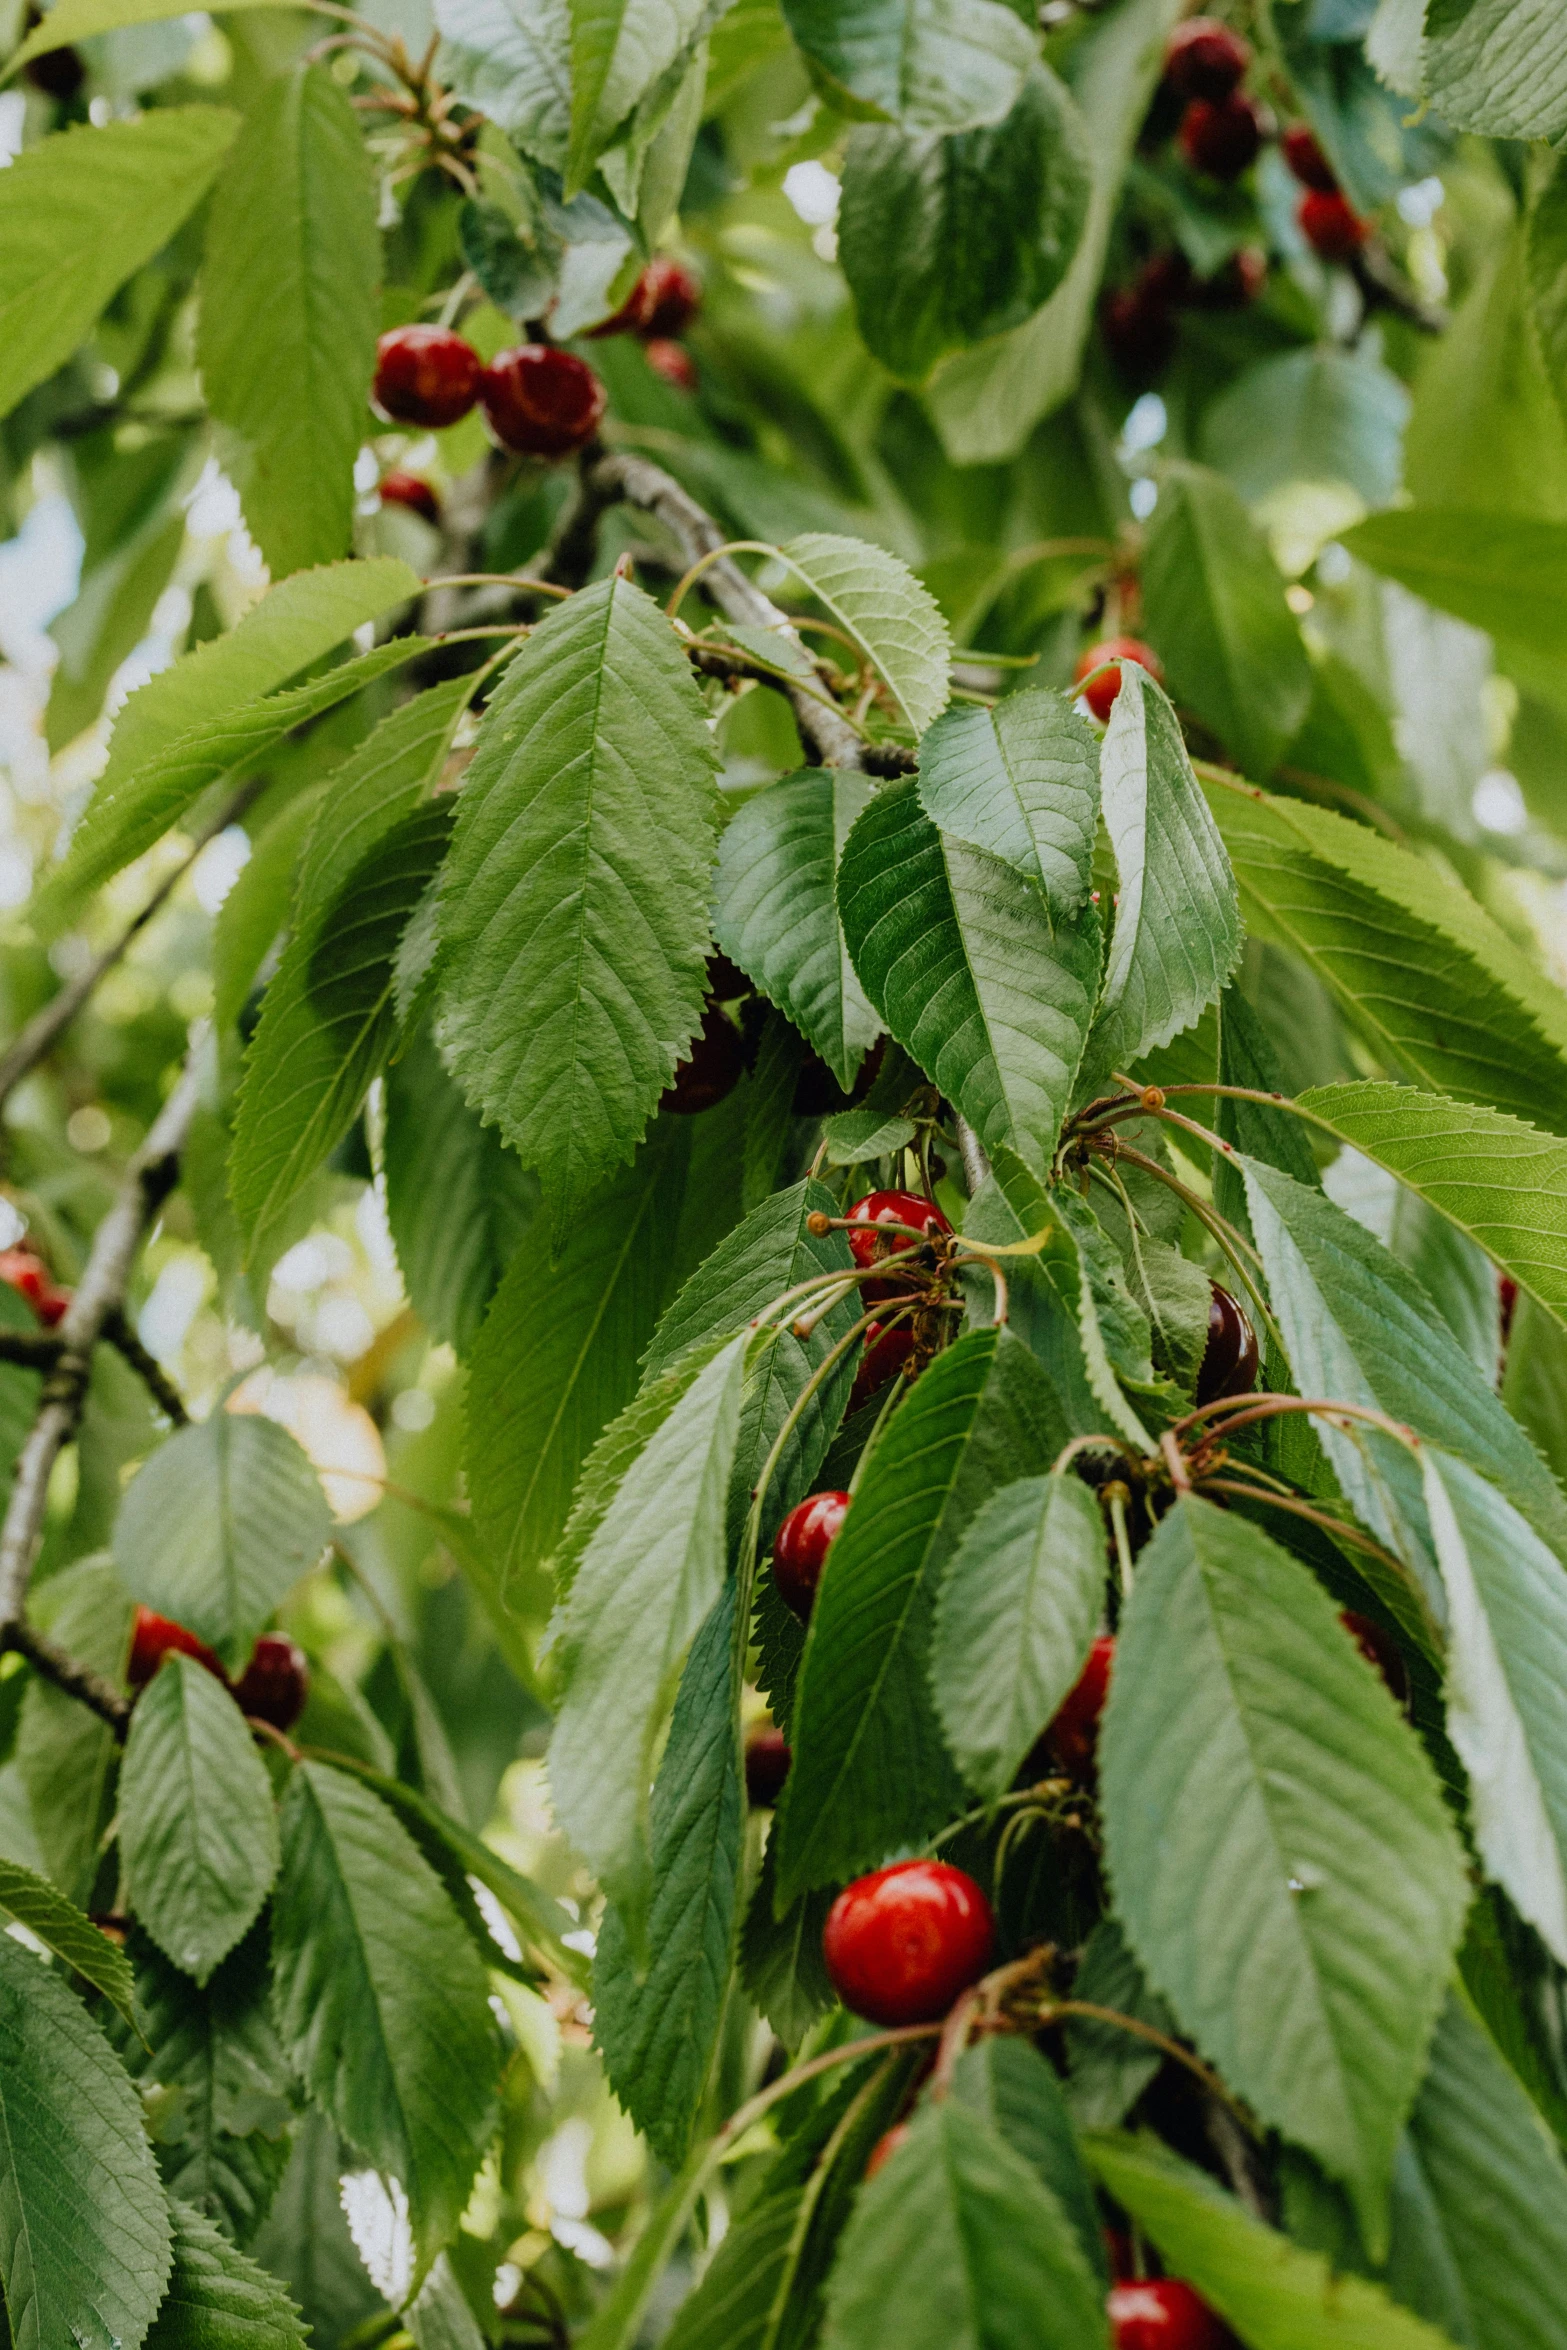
[373, 257, 701, 528]
[126, 1603, 309, 1732]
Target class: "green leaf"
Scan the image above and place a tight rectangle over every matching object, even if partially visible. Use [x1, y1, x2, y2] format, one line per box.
[385, 1026, 540, 1356]
[780, 0, 1037, 129]
[230, 799, 455, 1258]
[5, 0, 294, 72]
[437, 575, 719, 1236]
[1422, 0, 1567, 139]
[1141, 464, 1313, 781]
[465, 1121, 688, 1592]
[1062, 1917, 1173, 2129]
[839, 66, 1092, 383]
[961, 1152, 1118, 1439]
[1199, 348, 1410, 511]
[271, 1761, 500, 2268]
[212, 789, 322, 1036]
[948, 2038, 1106, 2286]
[250, 2110, 381, 2345]
[407, 2254, 486, 2350]
[1099, 1496, 1469, 2251]
[198, 65, 379, 577]
[114, 1411, 332, 1671]
[821, 1109, 916, 1165]
[1082, 2131, 1457, 2350]
[550, 1331, 748, 1948]
[775, 1327, 1065, 1900]
[739, 1845, 834, 2050]
[837, 780, 1100, 1178]
[930, 1470, 1104, 1801]
[1341, 508, 1567, 677]
[821, 2091, 1108, 2350]
[436, 0, 572, 168]
[780, 534, 951, 739]
[1529, 153, 1567, 444]
[1404, 223, 1567, 526]
[916, 687, 1098, 919]
[0, 1856, 136, 2029]
[0, 108, 238, 424]
[1203, 772, 1567, 1131]
[566, 0, 710, 192]
[593, 1583, 742, 2165]
[0, 1930, 172, 2350]
[1080, 664, 1240, 1090]
[713, 768, 880, 1091]
[145, 2199, 306, 2350]
[19, 1555, 131, 1903]
[120, 1658, 278, 1987]
[1322, 1139, 1498, 1384]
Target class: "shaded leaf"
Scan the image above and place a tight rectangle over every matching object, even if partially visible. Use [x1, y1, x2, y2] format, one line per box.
[0, 1855, 135, 2029]
[18, 1555, 131, 1903]
[1062, 1917, 1173, 2130]
[780, 0, 1036, 130]
[145, 2199, 306, 2350]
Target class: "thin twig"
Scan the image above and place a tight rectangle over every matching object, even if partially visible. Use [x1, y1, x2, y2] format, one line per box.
[1, 1618, 129, 1732]
[103, 1308, 189, 1425]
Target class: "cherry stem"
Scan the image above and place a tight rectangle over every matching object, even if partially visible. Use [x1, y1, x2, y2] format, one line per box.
[1031, 1999, 1253, 2125]
[665, 539, 785, 623]
[1103, 1137, 1283, 1357]
[1106, 1484, 1135, 1598]
[426, 571, 575, 602]
[932, 1948, 1057, 2094]
[1193, 1475, 1428, 1601]
[1171, 1391, 1419, 1453]
[948, 1248, 1008, 1326]
[1051, 1432, 1142, 1477]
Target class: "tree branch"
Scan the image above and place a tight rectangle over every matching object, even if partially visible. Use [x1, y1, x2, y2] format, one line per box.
[1, 1618, 129, 1732]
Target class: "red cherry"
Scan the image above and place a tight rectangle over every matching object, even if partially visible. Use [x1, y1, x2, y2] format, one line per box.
[823, 1859, 994, 2027]
[1340, 1611, 1409, 1707]
[1282, 124, 1338, 192]
[1195, 1283, 1258, 1408]
[1499, 1272, 1519, 1347]
[1109, 2278, 1235, 2349]
[1139, 249, 1195, 307]
[645, 338, 698, 394]
[378, 469, 440, 525]
[661, 1000, 746, 1114]
[846, 1190, 951, 1303]
[1187, 248, 1266, 309]
[1298, 188, 1367, 262]
[773, 1490, 850, 1620]
[372, 326, 482, 429]
[0, 1247, 50, 1316]
[35, 1284, 70, 1328]
[864, 2122, 910, 2179]
[744, 1727, 791, 1807]
[847, 1322, 918, 1415]
[478, 346, 607, 458]
[233, 1634, 309, 1731]
[639, 257, 701, 338]
[1163, 18, 1250, 101]
[1178, 93, 1264, 180]
[1101, 286, 1179, 385]
[1075, 638, 1163, 725]
[1048, 1636, 1115, 1781]
[128, 1606, 227, 1692]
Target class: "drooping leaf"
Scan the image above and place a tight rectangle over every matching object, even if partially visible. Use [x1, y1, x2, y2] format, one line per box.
[948, 2038, 1106, 2287]
[0, 1930, 172, 2350]
[114, 1411, 332, 1671]
[437, 0, 572, 166]
[915, 688, 1098, 919]
[1079, 664, 1240, 1092]
[212, 789, 323, 1036]
[250, 2110, 382, 2345]
[18, 1555, 132, 1903]
[712, 768, 879, 1090]
[775, 1327, 1067, 1900]
[550, 1332, 748, 1950]
[1421, 0, 1567, 140]
[930, 1470, 1105, 1801]
[779, 535, 952, 739]
[780, 0, 1036, 130]
[145, 2199, 307, 2350]
[271, 1761, 500, 2269]
[739, 1843, 835, 2050]
[199, 64, 377, 575]
[436, 574, 719, 1237]
[593, 1584, 742, 2164]
[839, 65, 1093, 383]
[837, 780, 1101, 1178]
[407, 2254, 487, 2350]
[0, 108, 238, 424]
[0, 1855, 136, 2029]
[1322, 1144, 1498, 1384]
[1100, 1496, 1469, 2251]
[120, 1657, 279, 1986]
[565, 0, 710, 192]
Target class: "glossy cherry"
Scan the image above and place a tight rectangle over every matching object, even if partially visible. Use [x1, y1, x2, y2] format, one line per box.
[661, 1000, 746, 1114]
[847, 1321, 918, 1416]
[1048, 1635, 1115, 1780]
[478, 346, 607, 458]
[379, 469, 440, 525]
[372, 325, 482, 429]
[1298, 188, 1367, 262]
[1282, 124, 1338, 191]
[864, 2122, 910, 2179]
[773, 1489, 850, 1620]
[1194, 1283, 1258, 1408]
[1179, 93, 1264, 180]
[1108, 2277, 1235, 2348]
[128, 1606, 226, 1691]
[234, 1633, 309, 1731]
[823, 1858, 994, 2027]
[1075, 638, 1163, 725]
[744, 1727, 791, 1807]
[1164, 18, 1250, 101]
[645, 338, 698, 394]
[846, 1189, 951, 1302]
[1341, 1610, 1409, 1706]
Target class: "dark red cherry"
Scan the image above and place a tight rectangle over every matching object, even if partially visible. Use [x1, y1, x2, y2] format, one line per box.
[1298, 189, 1367, 262]
[1179, 93, 1264, 180]
[1101, 285, 1179, 386]
[0, 1247, 52, 1318]
[1195, 1284, 1258, 1408]
[1109, 2277, 1236, 2348]
[662, 1001, 745, 1114]
[639, 257, 701, 338]
[1187, 248, 1266, 309]
[233, 1634, 309, 1731]
[744, 1727, 791, 1807]
[478, 346, 607, 458]
[378, 469, 440, 525]
[846, 1190, 951, 1302]
[128, 1606, 227, 1692]
[1340, 1611, 1409, 1707]
[773, 1490, 850, 1620]
[645, 338, 698, 394]
[1075, 638, 1163, 725]
[1282, 124, 1338, 192]
[372, 326, 482, 429]
[864, 2122, 910, 2179]
[1499, 1272, 1519, 1347]
[1163, 18, 1250, 101]
[847, 1322, 918, 1415]
[823, 1859, 993, 2027]
[1048, 1636, 1115, 1781]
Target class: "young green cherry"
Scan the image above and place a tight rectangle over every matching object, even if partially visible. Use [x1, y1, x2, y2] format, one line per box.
[1075, 638, 1163, 724]
[234, 1634, 309, 1731]
[1195, 1283, 1258, 1407]
[823, 1858, 994, 2027]
[1047, 1635, 1115, 1780]
[773, 1490, 850, 1619]
[372, 325, 482, 428]
[1109, 2278, 1236, 2348]
[478, 346, 607, 458]
[127, 1606, 226, 1691]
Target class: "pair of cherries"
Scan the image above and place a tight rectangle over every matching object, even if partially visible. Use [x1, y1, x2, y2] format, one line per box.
[1281, 123, 1367, 261]
[128, 1604, 308, 1732]
[373, 326, 606, 459]
[1163, 19, 1264, 182]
